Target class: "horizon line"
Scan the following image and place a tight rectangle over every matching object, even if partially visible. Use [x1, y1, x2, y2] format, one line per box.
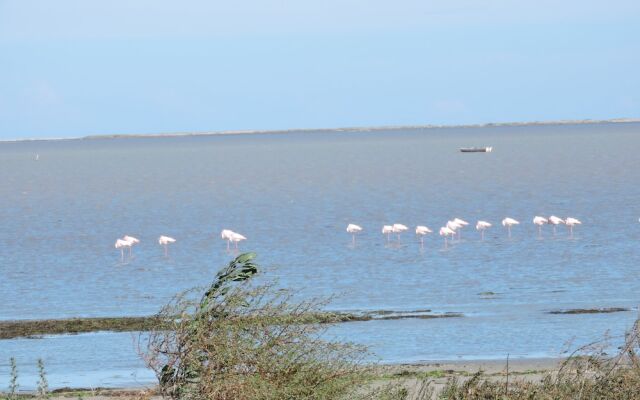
[2, 117, 639, 143]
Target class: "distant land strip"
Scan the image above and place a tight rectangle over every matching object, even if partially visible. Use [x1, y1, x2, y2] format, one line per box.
[547, 307, 630, 315]
[0, 311, 463, 339]
[3, 118, 639, 143]
[2, 306, 630, 338]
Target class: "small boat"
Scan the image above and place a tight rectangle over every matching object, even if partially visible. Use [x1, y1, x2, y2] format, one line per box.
[460, 146, 492, 153]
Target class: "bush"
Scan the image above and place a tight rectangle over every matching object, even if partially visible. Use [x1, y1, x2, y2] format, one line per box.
[143, 253, 370, 400]
[438, 318, 640, 399]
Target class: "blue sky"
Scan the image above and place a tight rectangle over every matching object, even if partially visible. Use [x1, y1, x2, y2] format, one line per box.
[1, 1, 639, 139]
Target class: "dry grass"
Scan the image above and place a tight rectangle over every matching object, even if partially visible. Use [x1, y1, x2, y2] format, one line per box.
[389, 318, 640, 399]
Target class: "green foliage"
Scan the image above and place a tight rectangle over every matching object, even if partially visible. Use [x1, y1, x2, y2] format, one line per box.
[8, 358, 18, 400]
[36, 359, 49, 399]
[143, 252, 370, 400]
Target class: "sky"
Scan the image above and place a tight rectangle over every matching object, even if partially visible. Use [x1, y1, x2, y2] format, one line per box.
[0, 0, 639, 139]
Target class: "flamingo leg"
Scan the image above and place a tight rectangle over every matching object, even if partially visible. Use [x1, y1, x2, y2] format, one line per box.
[508, 226, 511, 238]
[120, 248, 124, 262]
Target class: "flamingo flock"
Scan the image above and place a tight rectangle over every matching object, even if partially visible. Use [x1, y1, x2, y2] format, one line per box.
[345, 215, 582, 248]
[112, 215, 583, 261]
[113, 229, 246, 261]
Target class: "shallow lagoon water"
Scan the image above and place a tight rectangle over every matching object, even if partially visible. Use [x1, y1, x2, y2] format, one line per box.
[1, 122, 640, 388]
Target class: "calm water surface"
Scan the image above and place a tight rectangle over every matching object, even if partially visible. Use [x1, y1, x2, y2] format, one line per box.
[1, 123, 640, 388]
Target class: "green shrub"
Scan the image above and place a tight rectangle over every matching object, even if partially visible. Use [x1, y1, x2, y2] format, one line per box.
[8, 357, 18, 399]
[36, 359, 49, 399]
[143, 253, 371, 400]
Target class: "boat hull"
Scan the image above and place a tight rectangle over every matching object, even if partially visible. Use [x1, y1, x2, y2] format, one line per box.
[460, 146, 492, 153]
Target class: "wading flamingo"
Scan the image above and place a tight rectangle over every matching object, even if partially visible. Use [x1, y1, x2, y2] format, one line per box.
[446, 220, 462, 241]
[565, 217, 581, 237]
[158, 235, 176, 256]
[452, 218, 469, 239]
[382, 225, 393, 242]
[122, 235, 139, 257]
[392, 224, 408, 241]
[229, 232, 247, 249]
[439, 226, 456, 248]
[475, 221, 492, 240]
[532, 216, 548, 237]
[548, 216, 564, 235]
[114, 239, 131, 262]
[502, 218, 519, 238]
[415, 226, 432, 247]
[221, 229, 234, 250]
[346, 224, 363, 245]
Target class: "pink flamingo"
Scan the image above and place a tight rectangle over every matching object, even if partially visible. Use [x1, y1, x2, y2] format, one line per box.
[502, 218, 519, 238]
[158, 235, 176, 257]
[382, 225, 393, 242]
[392, 224, 408, 241]
[475, 221, 492, 240]
[229, 232, 247, 249]
[548, 216, 564, 235]
[533, 216, 548, 238]
[221, 229, 234, 250]
[114, 239, 131, 262]
[415, 225, 432, 247]
[439, 226, 455, 248]
[122, 235, 139, 257]
[446, 220, 462, 241]
[346, 224, 363, 245]
[452, 218, 469, 239]
[565, 217, 581, 237]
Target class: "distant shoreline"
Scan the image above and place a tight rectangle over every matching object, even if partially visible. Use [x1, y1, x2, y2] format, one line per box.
[3, 117, 639, 143]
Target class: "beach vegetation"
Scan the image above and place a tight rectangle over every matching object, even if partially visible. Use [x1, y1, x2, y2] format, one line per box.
[36, 359, 49, 399]
[142, 252, 393, 400]
[421, 319, 640, 399]
[8, 358, 18, 400]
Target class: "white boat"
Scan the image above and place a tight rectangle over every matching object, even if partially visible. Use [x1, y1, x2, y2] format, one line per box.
[460, 146, 492, 153]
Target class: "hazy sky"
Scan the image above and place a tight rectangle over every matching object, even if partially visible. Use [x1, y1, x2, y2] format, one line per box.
[1, 1, 639, 139]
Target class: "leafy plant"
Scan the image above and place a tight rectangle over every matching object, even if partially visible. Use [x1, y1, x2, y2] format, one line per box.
[8, 358, 18, 400]
[143, 252, 369, 400]
[36, 359, 49, 399]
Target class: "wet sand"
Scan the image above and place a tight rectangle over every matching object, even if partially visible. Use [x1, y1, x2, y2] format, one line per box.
[371, 358, 560, 397]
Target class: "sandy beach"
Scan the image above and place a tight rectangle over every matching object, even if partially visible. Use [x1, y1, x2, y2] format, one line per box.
[24, 358, 561, 399]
